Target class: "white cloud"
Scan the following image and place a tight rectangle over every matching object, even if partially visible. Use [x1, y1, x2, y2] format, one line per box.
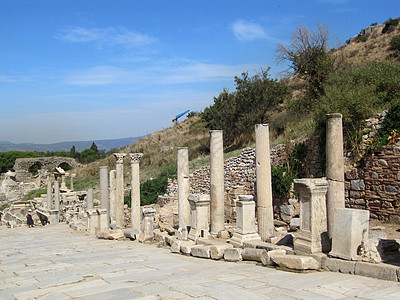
[63, 60, 259, 86]
[232, 20, 267, 41]
[57, 26, 156, 48]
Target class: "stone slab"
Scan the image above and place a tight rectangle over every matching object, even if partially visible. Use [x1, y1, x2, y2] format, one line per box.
[261, 249, 286, 266]
[271, 254, 319, 270]
[224, 248, 243, 262]
[324, 257, 356, 274]
[210, 244, 233, 260]
[190, 245, 211, 259]
[354, 261, 399, 282]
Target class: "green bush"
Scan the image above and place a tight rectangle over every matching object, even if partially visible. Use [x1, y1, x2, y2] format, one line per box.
[375, 101, 400, 147]
[357, 35, 368, 43]
[271, 166, 296, 199]
[0, 151, 40, 173]
[289, 142, 307, 178]
[390, 35, 400, 51]
[382, 18, 399, 34]
[315, 61, 400, 154]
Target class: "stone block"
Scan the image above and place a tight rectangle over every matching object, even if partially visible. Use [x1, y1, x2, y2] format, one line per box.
[330, 208, 369, 260]
[271, 254, 319, 270]
[218, 230, 230, 239]
[261, 249, 286, 266]
[191, 245, 211, 259]
[180, 241, 195, 255]
[107, 229, 124, 240]
[324, 257, 356, 274]
[354, 261, 399, 282]
[153, 229, 168, 243]
[224, 248, 243, 262]
[351, 180, 365, 191]
[242, 248, 267, 263]
[210, 244, 233, 260]
[165, 235, 177, 246]
[171, 240, 182, 253]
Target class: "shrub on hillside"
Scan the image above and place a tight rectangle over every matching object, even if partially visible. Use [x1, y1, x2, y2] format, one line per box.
[374, 101, 400, 147]
[271, 166, 296, 199]
[0, 151, 40, 173]
[390, 35, 400, 51]
[382, 18, 399, 34]
[315, 61, 400, 154]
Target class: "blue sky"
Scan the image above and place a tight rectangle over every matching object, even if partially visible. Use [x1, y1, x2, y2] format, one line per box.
[1, 0, 399, 144]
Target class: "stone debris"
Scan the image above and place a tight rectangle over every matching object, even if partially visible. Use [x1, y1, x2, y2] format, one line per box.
[210, 244, 233, 260]
[261, 249, 287, 266]
[241, 248, 267, 263]
[271, 254, 319, 270]
[224, 248, 243, 262]
[191, 245, 211, 259]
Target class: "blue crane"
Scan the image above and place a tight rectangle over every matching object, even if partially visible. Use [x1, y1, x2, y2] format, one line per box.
[172, 110, 190, 124]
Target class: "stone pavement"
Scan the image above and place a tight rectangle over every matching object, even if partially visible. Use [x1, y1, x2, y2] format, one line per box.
[1, 224, 399, 300]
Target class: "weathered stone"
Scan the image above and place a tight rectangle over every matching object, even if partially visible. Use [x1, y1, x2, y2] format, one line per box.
[293, 178, 329, 254]
[114, 153, 126, 228]
[165, 235, 177, 246]
[359, 239, 384, 263]
[271, 254, 319, 270]
[354, 261, 399, 282]
[224, 248, 243, 262]
[378, 159, 388, 167]
[241, 248, 267, 263]
[188, 194, 210, 241]
[330, 208, 369, 260]
[324, 257, 356, 274]
[210, 244, 233, 260]
[129, 153, 143, 231]
[107, 229, 124, 240]
[351, 180, 365, 191]
[289, 217, 300, 230]
[385, 185, 398, 193]
[171, 240, 182, 253]
[153, 229, 168, 243]
[180, 241, 195, 255]
[124, 228, 139, 240]
[191, 245, 211, 258]
[261, 249, 286, 266]
[177, 148, 190, 229]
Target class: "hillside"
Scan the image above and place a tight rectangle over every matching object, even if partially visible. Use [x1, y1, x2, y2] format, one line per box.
[73, 18, 400, 191]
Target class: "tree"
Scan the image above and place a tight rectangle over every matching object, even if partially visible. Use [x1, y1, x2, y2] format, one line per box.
[90, 142, 98, 154]
[70, 145, 76, 158]
[276, 23, 333, 105]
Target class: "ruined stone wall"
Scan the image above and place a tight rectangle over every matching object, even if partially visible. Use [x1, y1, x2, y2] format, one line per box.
[345, 144, 400, 224]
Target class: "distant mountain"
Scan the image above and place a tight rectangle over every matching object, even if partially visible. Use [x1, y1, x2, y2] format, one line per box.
[0, 136, 144, 153]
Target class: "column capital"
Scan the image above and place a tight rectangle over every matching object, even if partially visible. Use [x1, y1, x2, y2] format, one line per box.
[129, 153, 143, 164]
[113, 153, 127, 164]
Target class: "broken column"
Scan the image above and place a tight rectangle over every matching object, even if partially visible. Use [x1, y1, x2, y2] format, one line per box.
[255, 124, 274, 240]
[109, 170, 117, 225]
[60, 172, 67, 190]
[129, 153, 143, 231]
[210, 130, 224, 236]
[293, 178, 330, 254]
[87, 188, 94, 210]
[46, 178, 52, 210]
[49, 180, 60, 224]
[99, 166, 109, 223]
[114, 153, 126, 228]
[330, 208, 370, 260]
[326, 113, 345, 239]
[140, 207, 156, 242]
[188, 194, 211, 240]
[70, 173, 75, 191]
[230, 195, 261, 247]
[177, 147, 190, 230]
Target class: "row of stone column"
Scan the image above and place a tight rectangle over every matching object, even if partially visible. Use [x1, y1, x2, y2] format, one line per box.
[177, 114, 346, 244]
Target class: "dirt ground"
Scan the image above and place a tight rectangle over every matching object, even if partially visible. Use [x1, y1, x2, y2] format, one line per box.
[370, 218, 400, 240]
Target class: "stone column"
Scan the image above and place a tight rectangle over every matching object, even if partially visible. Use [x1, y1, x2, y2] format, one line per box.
[177, 147, 190, 229]
[255, 124, 274, 240]
[70, 173, 76, 191]
[99, 166, 109, 223]
[293, 178, 329, 254]
[188, 194, 211, 241]
[46, 178, 52, 210]
[129, 153, 143, 231]
[87, 188, 94, 210]
[230, 195, 261, 247]
[60, 173, 67, 190]
[109, 170, 117, 224]
[54, 181, 60, 212]
[210, 130, 225, 236]
[114, 153, 126, 228]
[326, 113, 345, 238]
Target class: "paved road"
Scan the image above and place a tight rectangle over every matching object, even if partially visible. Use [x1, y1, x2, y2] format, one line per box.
[1, 224, 399, 300]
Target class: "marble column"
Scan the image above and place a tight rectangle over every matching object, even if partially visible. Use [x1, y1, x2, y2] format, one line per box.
[114, 153, 126, 228]
[53, 180, 60, 224]
[70, 173, 76, 191]
[177, 147, 190, 229]
[255, 124, 274, 240]
[87, 188, 94, 210]
[129, 153, 143, 231]
[60, 173, 67, 190]
[46, 178, 52, 210]
[109, 170, 117, 224]
[99, 166, 109, 224]
[326, 113, 345, 238]
[210, 130, 225, 236]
